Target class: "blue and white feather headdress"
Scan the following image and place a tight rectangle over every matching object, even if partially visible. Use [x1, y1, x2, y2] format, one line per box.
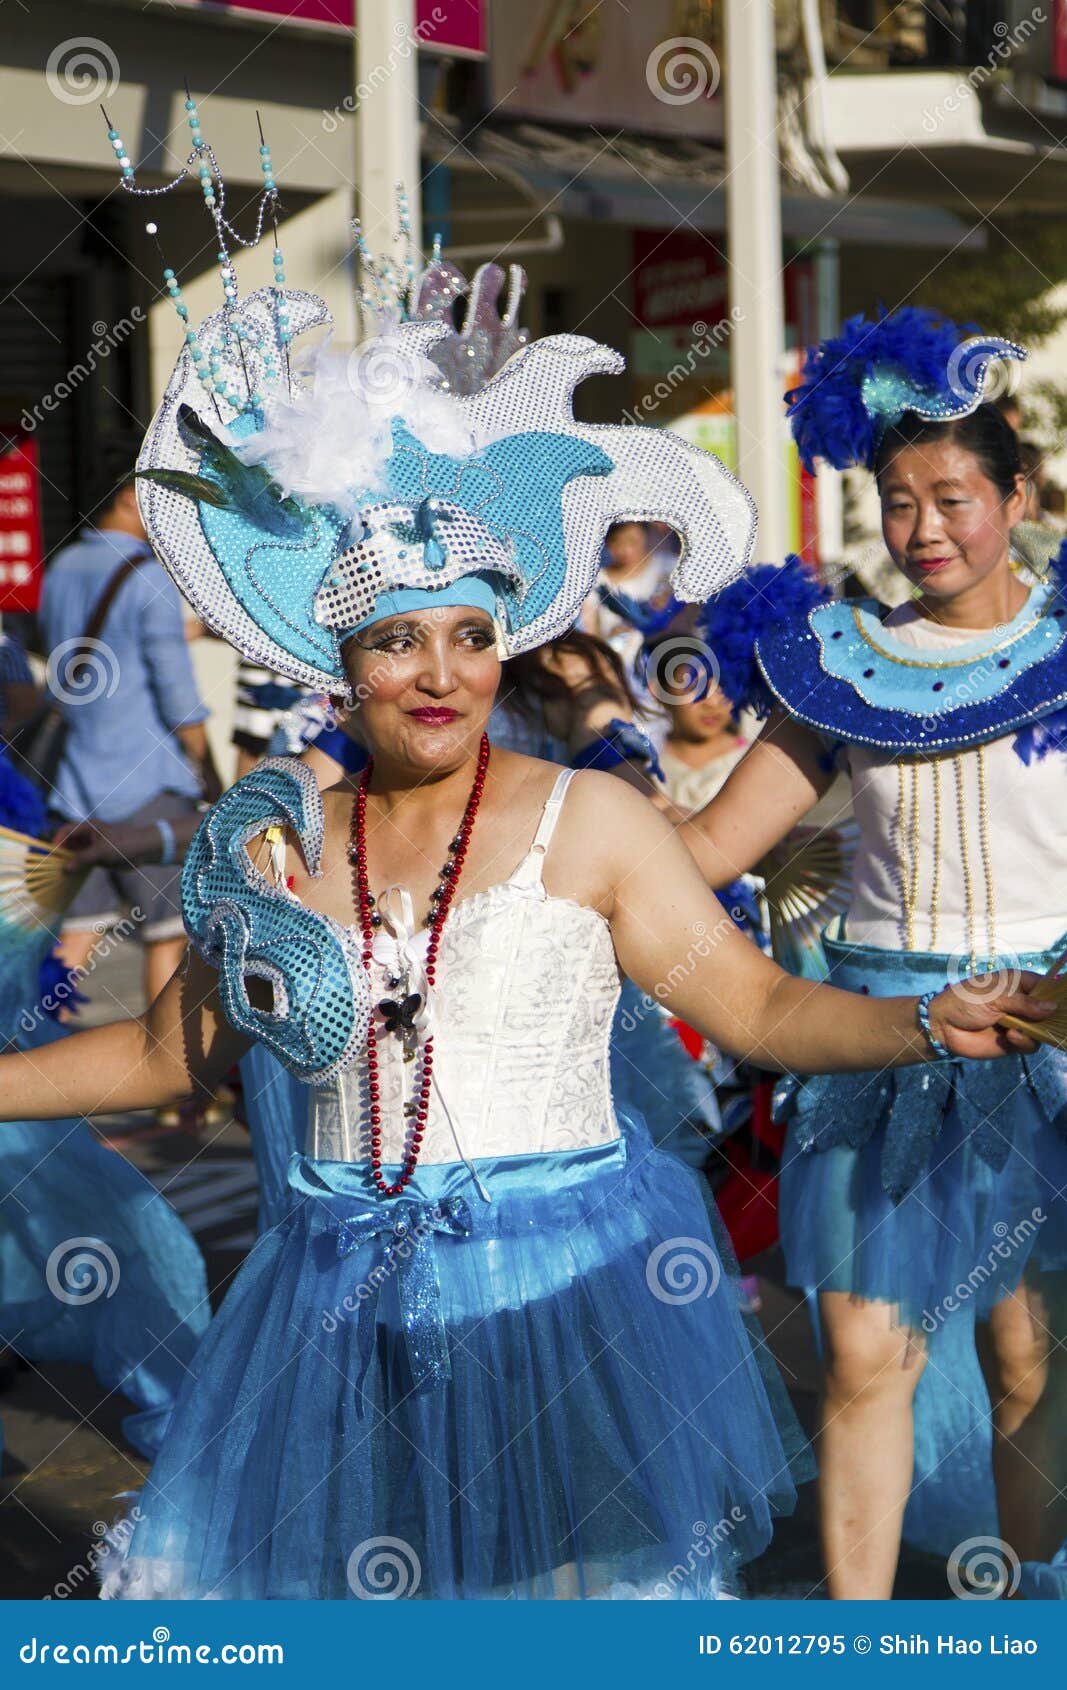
[106, 100, 757, 695]
[784, 304, 1027, 473]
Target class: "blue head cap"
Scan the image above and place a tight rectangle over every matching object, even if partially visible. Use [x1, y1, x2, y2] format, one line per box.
[784, 305, 1027, 473]
[341, 575, 501, 640]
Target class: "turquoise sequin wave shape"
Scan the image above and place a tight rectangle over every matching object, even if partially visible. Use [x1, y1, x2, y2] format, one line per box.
[195, 413, 612, 683]
[180, 757, 370, 1083]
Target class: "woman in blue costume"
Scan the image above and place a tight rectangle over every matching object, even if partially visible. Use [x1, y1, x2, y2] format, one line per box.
[683, 308, 1067, 1598]
[236, 627, 718, 1237]
[0, 187, 1048, 1596]
[0, 751, 210, 1460]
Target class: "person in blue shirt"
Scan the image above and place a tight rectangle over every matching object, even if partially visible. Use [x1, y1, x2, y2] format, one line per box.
[0, 627, 40, 730]
[39, 440, 220, 1007]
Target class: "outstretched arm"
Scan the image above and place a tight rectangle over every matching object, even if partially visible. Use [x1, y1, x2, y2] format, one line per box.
[0, 948, 249, 1122]
[584, 776, 1053, 1071]
[677, 707, 836, 887]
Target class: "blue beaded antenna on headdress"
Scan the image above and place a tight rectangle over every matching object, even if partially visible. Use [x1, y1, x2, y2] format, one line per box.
[784, 305, 1027, 473]
[105, 100, 759, 692]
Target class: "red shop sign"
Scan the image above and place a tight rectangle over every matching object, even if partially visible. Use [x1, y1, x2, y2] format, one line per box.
[0, 426, 44, 612]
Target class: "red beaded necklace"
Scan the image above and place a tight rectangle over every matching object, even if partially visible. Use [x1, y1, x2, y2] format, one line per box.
[350, 733, 491, 1196]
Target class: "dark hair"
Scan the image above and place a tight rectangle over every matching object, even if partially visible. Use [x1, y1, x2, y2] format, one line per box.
[605, 520, 647, 543]
[503, 629, 636, 727]
[80, 433, 143, 526]
[873, 403, 1022, 502]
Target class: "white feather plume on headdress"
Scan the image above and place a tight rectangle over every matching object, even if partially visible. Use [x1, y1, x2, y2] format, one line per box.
[233, 332, 478, 520]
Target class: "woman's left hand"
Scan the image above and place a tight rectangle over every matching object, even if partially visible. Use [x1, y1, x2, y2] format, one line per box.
[927, 970, 1061, 1059]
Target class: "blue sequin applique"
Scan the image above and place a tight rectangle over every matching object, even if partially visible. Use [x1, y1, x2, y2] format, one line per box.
[181, 756, 370, 1083]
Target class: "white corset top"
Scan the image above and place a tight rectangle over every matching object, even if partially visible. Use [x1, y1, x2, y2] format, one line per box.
[305, 768, 623, 1166]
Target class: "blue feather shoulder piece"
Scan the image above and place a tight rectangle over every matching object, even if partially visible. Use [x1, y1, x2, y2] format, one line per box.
[697, 556, 830, 716]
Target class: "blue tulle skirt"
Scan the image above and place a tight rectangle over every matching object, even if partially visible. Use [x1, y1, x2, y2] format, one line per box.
[101, 1115, 809, 1600]
[0, 1112, 211, 1458]
[611, 980, 718, 1171]
[238, 1044, 305, 1235]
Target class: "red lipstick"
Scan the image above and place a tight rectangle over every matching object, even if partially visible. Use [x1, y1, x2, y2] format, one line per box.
[408, 707, 459, 723]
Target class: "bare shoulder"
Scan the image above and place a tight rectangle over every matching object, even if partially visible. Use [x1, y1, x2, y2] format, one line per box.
[561, 767, 673, 838]
[549, 769, 678, 910]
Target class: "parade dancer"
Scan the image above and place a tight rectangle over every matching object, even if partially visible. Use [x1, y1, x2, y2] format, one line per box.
[0, 751, 210, 1460]
[9, 112, 1046, 1596]
[686, 307, 1067, 1597]
[0, 254, 1053, 1599]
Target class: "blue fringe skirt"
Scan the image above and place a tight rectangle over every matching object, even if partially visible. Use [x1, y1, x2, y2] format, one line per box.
[777, 929, 1067, 1559]
[777, 930, 1067, 1326]
[101, 1116, 809, 1600]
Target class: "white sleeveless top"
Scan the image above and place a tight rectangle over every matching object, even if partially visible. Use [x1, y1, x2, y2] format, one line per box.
[845, 603, 1067, 956]
[306, 769, 624, 1165]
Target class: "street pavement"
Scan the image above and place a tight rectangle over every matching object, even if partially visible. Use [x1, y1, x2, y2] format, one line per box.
[0, 940, 951, 1600]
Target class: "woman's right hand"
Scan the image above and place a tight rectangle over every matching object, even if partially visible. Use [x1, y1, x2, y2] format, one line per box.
[927, 969, 1062, 1060]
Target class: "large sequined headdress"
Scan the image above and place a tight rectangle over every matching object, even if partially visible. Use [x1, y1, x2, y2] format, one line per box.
[785, 305, 1026, 473]
[107, 101, 757, 694]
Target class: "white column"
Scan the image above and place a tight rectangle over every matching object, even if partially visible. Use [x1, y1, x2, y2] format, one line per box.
[813, 238, 844, 580]
[355, 0, 422, 265]
[724, 0, 787, 560]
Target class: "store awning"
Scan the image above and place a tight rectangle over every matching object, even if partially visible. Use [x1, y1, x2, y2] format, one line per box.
[425, 118, 987, 253]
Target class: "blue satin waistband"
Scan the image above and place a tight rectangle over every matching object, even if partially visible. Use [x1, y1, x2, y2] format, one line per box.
[287, 1132, 630, 1209]
[285, 1135, 633, 1400]
[824, 928, 1067, 998]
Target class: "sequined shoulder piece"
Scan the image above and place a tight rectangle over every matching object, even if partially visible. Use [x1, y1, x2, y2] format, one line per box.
[180, 756, 370, 1083]
[754, 586, 1067, 752]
